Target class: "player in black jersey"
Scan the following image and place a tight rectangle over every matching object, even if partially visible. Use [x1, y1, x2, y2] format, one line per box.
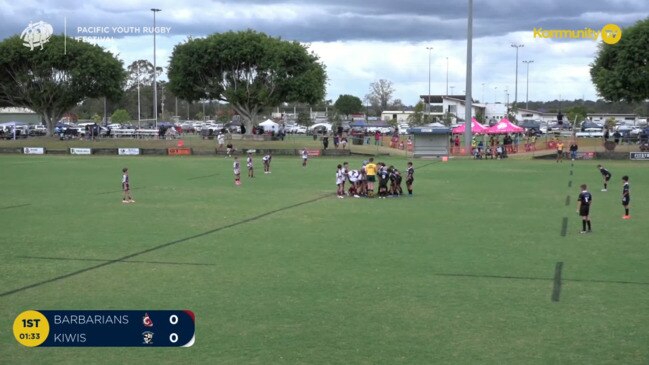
[405, 162, 414, 196]
[377, 163, 389, 198]
[389, 166, 403, 196]
[622, 175, 630, 219]
[576, 184, 592, 233]
[597, 164, 612, 191]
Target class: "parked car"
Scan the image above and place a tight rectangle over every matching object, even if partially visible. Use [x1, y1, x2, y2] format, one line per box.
[28, 124, 47, 136]
[575, 130, 604, 138]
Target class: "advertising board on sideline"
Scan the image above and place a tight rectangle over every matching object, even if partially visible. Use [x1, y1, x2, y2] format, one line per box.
[70, 148, 92, 155]
[118, 148, 140, 156]
[630, 152, 649, 160]
[23, 147, 44, 155]
[168, 148, 191, 156]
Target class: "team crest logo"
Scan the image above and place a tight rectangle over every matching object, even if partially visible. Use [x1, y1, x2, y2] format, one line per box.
[143, 313, 153, 327]
[142, 331, 154, 345]
[21, 21, 54, 50]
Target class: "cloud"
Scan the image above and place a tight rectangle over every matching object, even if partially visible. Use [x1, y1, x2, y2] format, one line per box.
[1, 0, 647, 104]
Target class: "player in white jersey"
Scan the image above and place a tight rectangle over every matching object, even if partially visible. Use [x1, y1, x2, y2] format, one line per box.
[262, 153, 272, 174]
[121, 167, 135, 203]
[301, 148, 308, 167]
[233, 157, 241, 185]
[347, 169, 360, 197]
[359, 163, 367, 197]
[336, 164, 345, 198]
[246, 153, 254, 178]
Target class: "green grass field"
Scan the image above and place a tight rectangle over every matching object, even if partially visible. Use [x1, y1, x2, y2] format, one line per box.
[0, 154, 647, 364]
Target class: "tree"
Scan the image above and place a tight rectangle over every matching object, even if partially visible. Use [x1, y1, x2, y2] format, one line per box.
[590, 17, 649, 103]
[604, 117, 617, 130]
[566, 105, 588, 125]
[126, 60, 163, 89]
[167, 29, 327, 134]
[390, 98, 405, 110]
[407, 101, 433, 126]
[333, 94, 363, 118]
[111, 109, 131, 124]
[297, 111, 312, 127]
[365, 79, 395, 115]
[475, 109, 486, 123]
[0, 35, 125, 135]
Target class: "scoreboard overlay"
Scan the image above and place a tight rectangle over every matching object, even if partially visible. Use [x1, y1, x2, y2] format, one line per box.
[13, 310, 195, 347]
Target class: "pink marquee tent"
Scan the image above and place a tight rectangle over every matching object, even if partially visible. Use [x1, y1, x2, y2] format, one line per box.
[486, 118, 524, 134]
[452, 118, 488, 134]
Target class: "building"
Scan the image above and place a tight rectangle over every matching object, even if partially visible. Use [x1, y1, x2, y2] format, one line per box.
[421, 95, 486, 124]
[0, 107, 41, 124]
[380, 110, 416, 123]
[513, 108, 559, 123]
[587, 113, 638, 125]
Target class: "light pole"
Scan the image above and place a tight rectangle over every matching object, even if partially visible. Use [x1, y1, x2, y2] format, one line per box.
[426, 46, 433, 116]
[464, 0, 474, 154]
[522, 60, 534, 110]
[137, 63, 141, 127]
[511, 43, 524, 109]
[494, 86, 498, 103]
[151, 8, 161, 128]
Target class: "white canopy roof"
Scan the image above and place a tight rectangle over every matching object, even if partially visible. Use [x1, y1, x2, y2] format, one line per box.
[259, 119, 279, 131]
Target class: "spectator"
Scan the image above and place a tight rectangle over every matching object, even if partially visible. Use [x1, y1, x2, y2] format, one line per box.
[217, 132, 225, 150]
[390, 134, 399, 148]
[333, 134, 339, 149]
[375, 130, 381, 145]
[322, 135, 329, 150]
[613, 131, 621, 144]
[569, 141, 578, 160]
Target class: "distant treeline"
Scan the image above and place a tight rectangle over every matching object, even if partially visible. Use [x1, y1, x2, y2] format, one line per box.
[523, 99, 649, 116]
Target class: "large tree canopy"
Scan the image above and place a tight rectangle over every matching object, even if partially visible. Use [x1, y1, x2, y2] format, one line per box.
[590, 18, 649, 103]
[365, 79, 395, 115]
[0, 35, 125, 135]
[167, 30, 327, 133]
[334, 94, 363, 118]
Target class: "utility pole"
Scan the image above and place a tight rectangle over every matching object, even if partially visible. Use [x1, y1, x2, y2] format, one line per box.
[464, 0, 474, 154]
[426, 46, 433, 116]
[151, 8, 161, 127]
[522, 60, 534, 110]
[511, 43, 524, 109]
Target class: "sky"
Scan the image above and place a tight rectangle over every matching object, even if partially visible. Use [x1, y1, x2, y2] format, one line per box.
[1, 0, 648, 106]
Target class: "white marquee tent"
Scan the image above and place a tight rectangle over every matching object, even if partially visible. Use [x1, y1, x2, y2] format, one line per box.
[259, 119, 279, 132]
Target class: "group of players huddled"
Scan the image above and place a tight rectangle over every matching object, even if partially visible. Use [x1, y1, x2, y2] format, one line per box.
[335, 157, 414, 199]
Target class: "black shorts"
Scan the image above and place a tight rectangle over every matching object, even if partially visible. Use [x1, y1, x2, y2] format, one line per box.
[579, 205, 590, 217]
[604, 175, 611, 182]
[122, 183, 129, 191]
[406, 178, 414, 185]
[622, 197, 630, 205]
[368, 176, 376, 182]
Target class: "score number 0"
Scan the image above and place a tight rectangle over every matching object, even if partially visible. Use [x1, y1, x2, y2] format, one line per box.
[169, 314, 179, 344]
